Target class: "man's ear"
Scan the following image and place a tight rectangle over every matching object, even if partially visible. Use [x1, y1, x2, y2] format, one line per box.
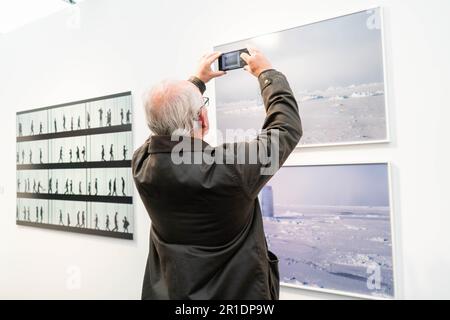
[199, 107, 209, 136]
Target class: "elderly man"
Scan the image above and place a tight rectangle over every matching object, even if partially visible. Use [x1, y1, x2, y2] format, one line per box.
[132, 48, 302, 300]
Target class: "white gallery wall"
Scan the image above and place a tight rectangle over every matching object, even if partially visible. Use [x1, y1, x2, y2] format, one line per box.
[0, 0, 449, 299]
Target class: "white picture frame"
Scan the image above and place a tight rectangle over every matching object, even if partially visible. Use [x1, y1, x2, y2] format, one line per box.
[213, 7, 391, 149]
[261, 161, 397, 300]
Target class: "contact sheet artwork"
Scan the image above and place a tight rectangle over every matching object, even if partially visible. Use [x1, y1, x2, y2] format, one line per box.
[16, 92, 134, 240]
[215, 8, 388, 147]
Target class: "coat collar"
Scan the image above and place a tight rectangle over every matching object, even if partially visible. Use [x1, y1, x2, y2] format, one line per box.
[147, 135, 211, 154]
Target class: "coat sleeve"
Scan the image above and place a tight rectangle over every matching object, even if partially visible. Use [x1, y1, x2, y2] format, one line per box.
[231, 69, 303, 199]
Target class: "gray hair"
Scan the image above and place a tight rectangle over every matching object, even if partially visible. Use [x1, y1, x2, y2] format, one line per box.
[143, 80, 203, 136]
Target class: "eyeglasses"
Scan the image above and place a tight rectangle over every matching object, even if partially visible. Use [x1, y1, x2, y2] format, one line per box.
[202, 97, 210, 108]
[196, 97, 210, 120]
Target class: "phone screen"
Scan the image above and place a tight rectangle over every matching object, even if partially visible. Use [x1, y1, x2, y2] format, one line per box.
[219, 49, 248, 71]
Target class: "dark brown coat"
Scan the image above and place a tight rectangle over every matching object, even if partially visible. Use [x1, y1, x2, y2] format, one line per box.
[132, 70, 302, 299]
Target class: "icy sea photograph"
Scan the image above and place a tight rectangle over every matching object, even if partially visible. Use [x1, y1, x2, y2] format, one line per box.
[259, 164, 394, 298]
[215, 8, 388, 146]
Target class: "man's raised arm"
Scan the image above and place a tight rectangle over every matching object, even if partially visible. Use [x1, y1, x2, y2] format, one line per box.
[234, 46, 303, 199]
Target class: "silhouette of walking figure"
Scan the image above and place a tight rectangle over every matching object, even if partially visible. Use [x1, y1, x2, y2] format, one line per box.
[58, 147, 63, 163]
[123, 145, 128, 160]
[67, 213, 71, 227]
[69, 149, 73, 163]
[63, 114, 66, 130]
[69, 180, 74, 194]
[39, 122, 43, 134]
[88, 182, 91, 195]
[120, 108, 124, 125]
[59, 210, 64, 225]
[87, 112, 91, 128]
[101, 145, 106, 161]
[40, 206, 43, 223]
[108, 179, 112, 196]
[81, 211, 85, 228]
[18, 122, 23, 136]
[78, 181, 82, 195]
[55, 179, 59, 194]
[109, 144, 114, 161]
[30, 120, 34, 135]
[76, 146, 80, 162]
[32, 180, 36, 193]
[29, 150, 33, 164]
[54, 119, 57, 133]
[121, 177, 126, 196]
[48, 177, 52, 194]
[126, 110, 131, 124]
[71, 117, 74, 131]
[36, 181, 44, 193]
[94, 214, 99, 230]
[22, 150, 25, 164]
[98, 108, 104, 127]
[39, 148, 43, 164]
[107, 109, 112, 126]
[112, 212, 118, 232]
[94, 178, 98, 195]
[112, 178, 117, 196]
[76, 211, 80, 227]
[35, 206, 39, 222]
[122, 216, 130, 233]
[105, 214, 110, 231]
[77, 116, 81, 130]
[64, 179, 69, 194]
[27, 207, 31, 221]
[23, 207, 27, 220]
[81, 146, 86, 162]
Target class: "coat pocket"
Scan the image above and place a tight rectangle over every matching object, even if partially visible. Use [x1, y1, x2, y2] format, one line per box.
[267, 250, 280, 300]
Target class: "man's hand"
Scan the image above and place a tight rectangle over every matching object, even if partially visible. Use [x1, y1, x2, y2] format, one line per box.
[240, 46, 273, 77]
[194, 52, 226, 83]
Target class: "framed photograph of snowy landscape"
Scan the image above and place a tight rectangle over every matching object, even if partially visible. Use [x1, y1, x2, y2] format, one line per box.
[214, 8, 389, 147]
[259, 163, 395, 298]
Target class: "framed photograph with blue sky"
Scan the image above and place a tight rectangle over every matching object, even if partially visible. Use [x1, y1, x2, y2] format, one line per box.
[214, 8, 389, 148]
[259, 162, 395, 299]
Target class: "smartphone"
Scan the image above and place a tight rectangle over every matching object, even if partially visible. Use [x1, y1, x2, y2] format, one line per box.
[218, 49, 249, 71]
